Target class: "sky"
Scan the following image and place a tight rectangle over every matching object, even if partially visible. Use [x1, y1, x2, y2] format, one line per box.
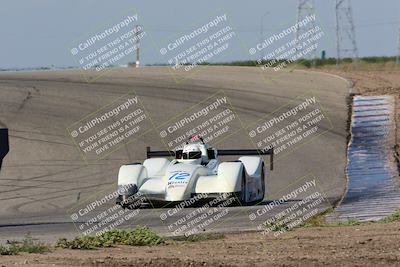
[0, 0, 399, 69]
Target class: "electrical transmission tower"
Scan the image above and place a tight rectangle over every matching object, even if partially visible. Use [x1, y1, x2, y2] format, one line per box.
[335, 0, 358, 66]
[295, 0, 317, 63]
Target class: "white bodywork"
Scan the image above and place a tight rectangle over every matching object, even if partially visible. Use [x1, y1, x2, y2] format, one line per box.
[117, 142, 266, 205]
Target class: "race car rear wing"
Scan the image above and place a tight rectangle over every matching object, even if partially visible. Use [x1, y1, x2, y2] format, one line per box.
[0, 129, 9, 170]
[146, 147, 274, 170]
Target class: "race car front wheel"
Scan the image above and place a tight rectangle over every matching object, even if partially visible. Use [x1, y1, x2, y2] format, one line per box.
[260, 163, 265, 200]
[238, 168, 248, 205]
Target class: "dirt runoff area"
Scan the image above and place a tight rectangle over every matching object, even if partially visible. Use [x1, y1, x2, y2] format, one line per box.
[1, 221, 400, 267]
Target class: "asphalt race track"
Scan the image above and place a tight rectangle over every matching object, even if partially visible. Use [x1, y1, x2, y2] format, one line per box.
[0, 66, 349, 241]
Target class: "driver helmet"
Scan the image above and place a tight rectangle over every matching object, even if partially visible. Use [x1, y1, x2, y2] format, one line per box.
[181, 143, 203, 165]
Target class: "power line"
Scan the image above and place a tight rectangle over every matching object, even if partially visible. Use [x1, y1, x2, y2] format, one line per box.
[141, 18, 400, 33]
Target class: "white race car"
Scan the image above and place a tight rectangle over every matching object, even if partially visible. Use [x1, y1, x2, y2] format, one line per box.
[116, 136, 273, 208]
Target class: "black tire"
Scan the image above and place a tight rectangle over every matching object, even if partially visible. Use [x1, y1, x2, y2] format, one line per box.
[260, 163, 265, 200]
[238, 167, 247, 205]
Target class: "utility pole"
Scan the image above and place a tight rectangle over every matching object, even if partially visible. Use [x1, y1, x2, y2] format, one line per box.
[135, 25, 142, 68]
[295, 0, 317, 67]
[335, 0, 358, 66]
[260, 11, 270, 62]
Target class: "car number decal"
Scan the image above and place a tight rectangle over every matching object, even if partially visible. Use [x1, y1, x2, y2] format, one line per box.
[168, 172, 190, 181]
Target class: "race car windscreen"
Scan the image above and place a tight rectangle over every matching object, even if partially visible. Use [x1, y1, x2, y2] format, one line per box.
[182, 151, 202, 159]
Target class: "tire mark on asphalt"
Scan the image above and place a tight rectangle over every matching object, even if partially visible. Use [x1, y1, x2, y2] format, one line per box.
[0, 167, 118, 196]
[9, 182, 113, 213]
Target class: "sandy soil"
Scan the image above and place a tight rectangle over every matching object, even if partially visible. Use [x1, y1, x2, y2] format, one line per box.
[2, 221, 400, 267]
